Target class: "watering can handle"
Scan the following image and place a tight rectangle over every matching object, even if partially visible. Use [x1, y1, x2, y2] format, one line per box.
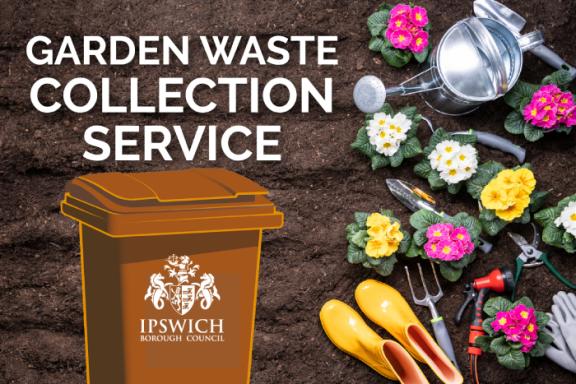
[517, 30, 544, 52]
[472, 131, 526, 163]
[530, 45, 576, 80]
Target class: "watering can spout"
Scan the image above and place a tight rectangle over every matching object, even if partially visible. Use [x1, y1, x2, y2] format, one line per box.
[353, 72, 438, 113]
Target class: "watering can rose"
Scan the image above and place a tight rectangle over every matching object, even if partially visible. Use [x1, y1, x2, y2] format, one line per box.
[407, 209, 481, 282]
[535, 194, 576, 253]
[414, 128, 480, 195]
[504, 69, 576, 142]
[367, 3, 431, 68]
[345, 210, 410, 276]
[352, 103, 423, 170]
[474, 296, 552, 370]
[467, 162, 548, 236]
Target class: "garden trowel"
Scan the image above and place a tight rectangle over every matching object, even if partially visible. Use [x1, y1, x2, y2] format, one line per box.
[386, 178, 493, 253]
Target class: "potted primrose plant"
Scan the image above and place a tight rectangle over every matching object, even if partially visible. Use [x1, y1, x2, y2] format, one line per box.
[475, 296, 552, 370]
[346, 210, 411, 276]
[414, 128, 481, 195]
[367, 3, 431, 68]
[351, 103, 423, 170]
[466, 162, 549, 236]
[504, 69, 575, 142]
[407, 209, 481, 281]
[535, 193, 576, 253]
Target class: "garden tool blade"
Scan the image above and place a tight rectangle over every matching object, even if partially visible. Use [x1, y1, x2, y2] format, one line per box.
[386, 179, 438, 214]
[473, 0, 526, 33]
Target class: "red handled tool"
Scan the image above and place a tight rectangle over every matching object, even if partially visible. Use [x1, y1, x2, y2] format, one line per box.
[454, 267, 515, 383]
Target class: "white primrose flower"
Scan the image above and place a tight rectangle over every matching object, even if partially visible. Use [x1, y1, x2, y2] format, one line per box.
[430, 140, 479, 185]
[366, 112, 410, 157]
[554, 201, 576, 237]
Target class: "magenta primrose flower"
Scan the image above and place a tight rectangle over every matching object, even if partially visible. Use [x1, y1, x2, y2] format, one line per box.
[386, 4, 430, 53]
[424, 223, 474, 262]
[522, 84, 576, 130]
[490, 304, 539, 353]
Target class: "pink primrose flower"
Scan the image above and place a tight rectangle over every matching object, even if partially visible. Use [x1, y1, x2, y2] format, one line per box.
[410, 30, 429, 53]
[410, 6, 429, 27]
[390, 3, 412, 18]
[390, 28, 413, 49]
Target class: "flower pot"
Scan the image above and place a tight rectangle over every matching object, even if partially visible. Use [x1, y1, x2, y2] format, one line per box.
[61, 168, 283, 384]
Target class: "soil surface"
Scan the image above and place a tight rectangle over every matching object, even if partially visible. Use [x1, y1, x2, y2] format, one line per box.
[1, 0, 576, 383]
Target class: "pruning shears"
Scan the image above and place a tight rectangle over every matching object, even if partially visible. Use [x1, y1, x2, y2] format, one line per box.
[508, 223, 576, 299]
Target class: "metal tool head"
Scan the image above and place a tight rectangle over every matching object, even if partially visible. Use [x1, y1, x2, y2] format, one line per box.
[405, 263, 443, 306]
[386, 178, 438, 214]
[353, 75, 386, 113]
[508, 223, 543, 267]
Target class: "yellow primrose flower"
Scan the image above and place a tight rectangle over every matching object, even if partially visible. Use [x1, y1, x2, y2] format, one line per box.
[366, 239, 393, 258]
[481, 183, 512, 210]
[495, 169, 516, 188]
[367, 224, 385, 240]
[366, 212, 390, 228]
[512, 168, 536, 194]
[495, 196, 529, 221]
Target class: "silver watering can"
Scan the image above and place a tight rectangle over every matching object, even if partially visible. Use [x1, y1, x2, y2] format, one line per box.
[354, 17, 544, 115]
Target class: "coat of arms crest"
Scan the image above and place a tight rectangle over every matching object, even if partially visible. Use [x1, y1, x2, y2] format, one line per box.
[144, 254, 221, 316]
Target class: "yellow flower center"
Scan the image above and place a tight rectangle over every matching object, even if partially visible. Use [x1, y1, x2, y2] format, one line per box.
[571, 213, 576, 221]
[431, 244, 437, 251]
[544, 105, 551, 111]
[459, 154, 466, 161]
[539, 97, 547, 103]
[465, 166, 471, 172]
[561, 98, 568, 103]
[416, 37, 422, 46]
[433, 230, 442, 237]
[378, 119, 386, 126]
[449, 169, 457, 176]
[383, 142, 391, 148]
[559, 107, 566, 113]
[379, 131, 386, 138]
[527, 324, 534, 332]
[398, 35, 405, 42]
[499, 318, 507, 325]
[520, 311, 529, 319]
[543, 115, 550, 121]
[445, 146, 453, 153]
[415, 13, 422, 21]
[531, 108, 537, 117]
[457, 234, 464, 240]
[442, 246, 451, 254]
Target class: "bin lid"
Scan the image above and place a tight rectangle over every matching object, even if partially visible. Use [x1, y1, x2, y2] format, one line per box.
[61, 168, 283, 237]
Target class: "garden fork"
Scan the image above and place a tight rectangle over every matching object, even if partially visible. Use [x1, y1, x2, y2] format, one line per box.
[405, 263, 460, 370]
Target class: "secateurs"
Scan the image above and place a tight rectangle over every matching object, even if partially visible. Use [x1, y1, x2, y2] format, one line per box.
[508, 223, 576, 300]
[405, 263, 460, 370]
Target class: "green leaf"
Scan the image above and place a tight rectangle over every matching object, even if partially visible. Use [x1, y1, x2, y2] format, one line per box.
[347, 244, 367, 264]
[523, 123, 545, 142]
[406, 240, 422, 258]
[453, 212, 482, 239]
[537, 330, 554, 346]
[428, 170, 447, 190]
[491, 336, 512, 355]
[530, 191, 549, 212]
[367, 11, 389, 37]
[413, 46, 429, 63]
[414, 160, 432, 178]
[475, 335, 492, 351]
[410, 209, 443, 230]
[542, 69, 573, 87]
[504, 111, 526, 135]
[413, 229, 427, 246]
[480, 208, 496, 221]
[351, 127, 377, 157]
[543, 224, 564, 247]
[529, 340, 547, 357]
[481, 216, 508, 236]
[534, 207, 559, 227]
[513, 296, 534, 309]
[366, 256, 382, 266]
[562, 231, 576, 253]
[497, 349, 526, 370]
[447, 183, 462, 195]
[398, 105, 417, 120]
[482, 317, 495, 336]
[368, 36, 385, 52]
[484, 296, 513, 317]
[354, 212, 369, 227]
[535, 312, 550, 327]
[504, 81, 538, 109]
[398, 230, 411, 254]
[371, 154, 390, 170]
[374, 255, 397, 276]
[380, 103, 394, 115]
[466, 161, 505, 199]
[452, 132, 477, 145]
[401, 137, 422, 158]
[350, 229, 368, 248]
[345, 223, 361, 241]
[439, 263, 463, 282]
[518, 207, 531, 224]
[381, 46, 412, 68]
[389, 149, 404, 167]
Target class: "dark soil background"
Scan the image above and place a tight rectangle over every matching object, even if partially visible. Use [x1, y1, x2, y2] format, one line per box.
[1, 0, 576, 383]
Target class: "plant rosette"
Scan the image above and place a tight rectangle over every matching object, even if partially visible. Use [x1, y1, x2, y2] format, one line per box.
[414, 128, 480, 194]
[467, 162, 549, 236]
[534, 194, 576, 253]
[351, 103, 423, 170]
[367, 3, 431, 68]
[474, 296, 552, 370]
[504, 69, 575, 142]
[346, 211, 411, 277]
[407, 209, 481, 281]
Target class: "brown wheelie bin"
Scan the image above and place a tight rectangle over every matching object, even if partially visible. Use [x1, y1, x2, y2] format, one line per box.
[60, 168, 283, 384]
